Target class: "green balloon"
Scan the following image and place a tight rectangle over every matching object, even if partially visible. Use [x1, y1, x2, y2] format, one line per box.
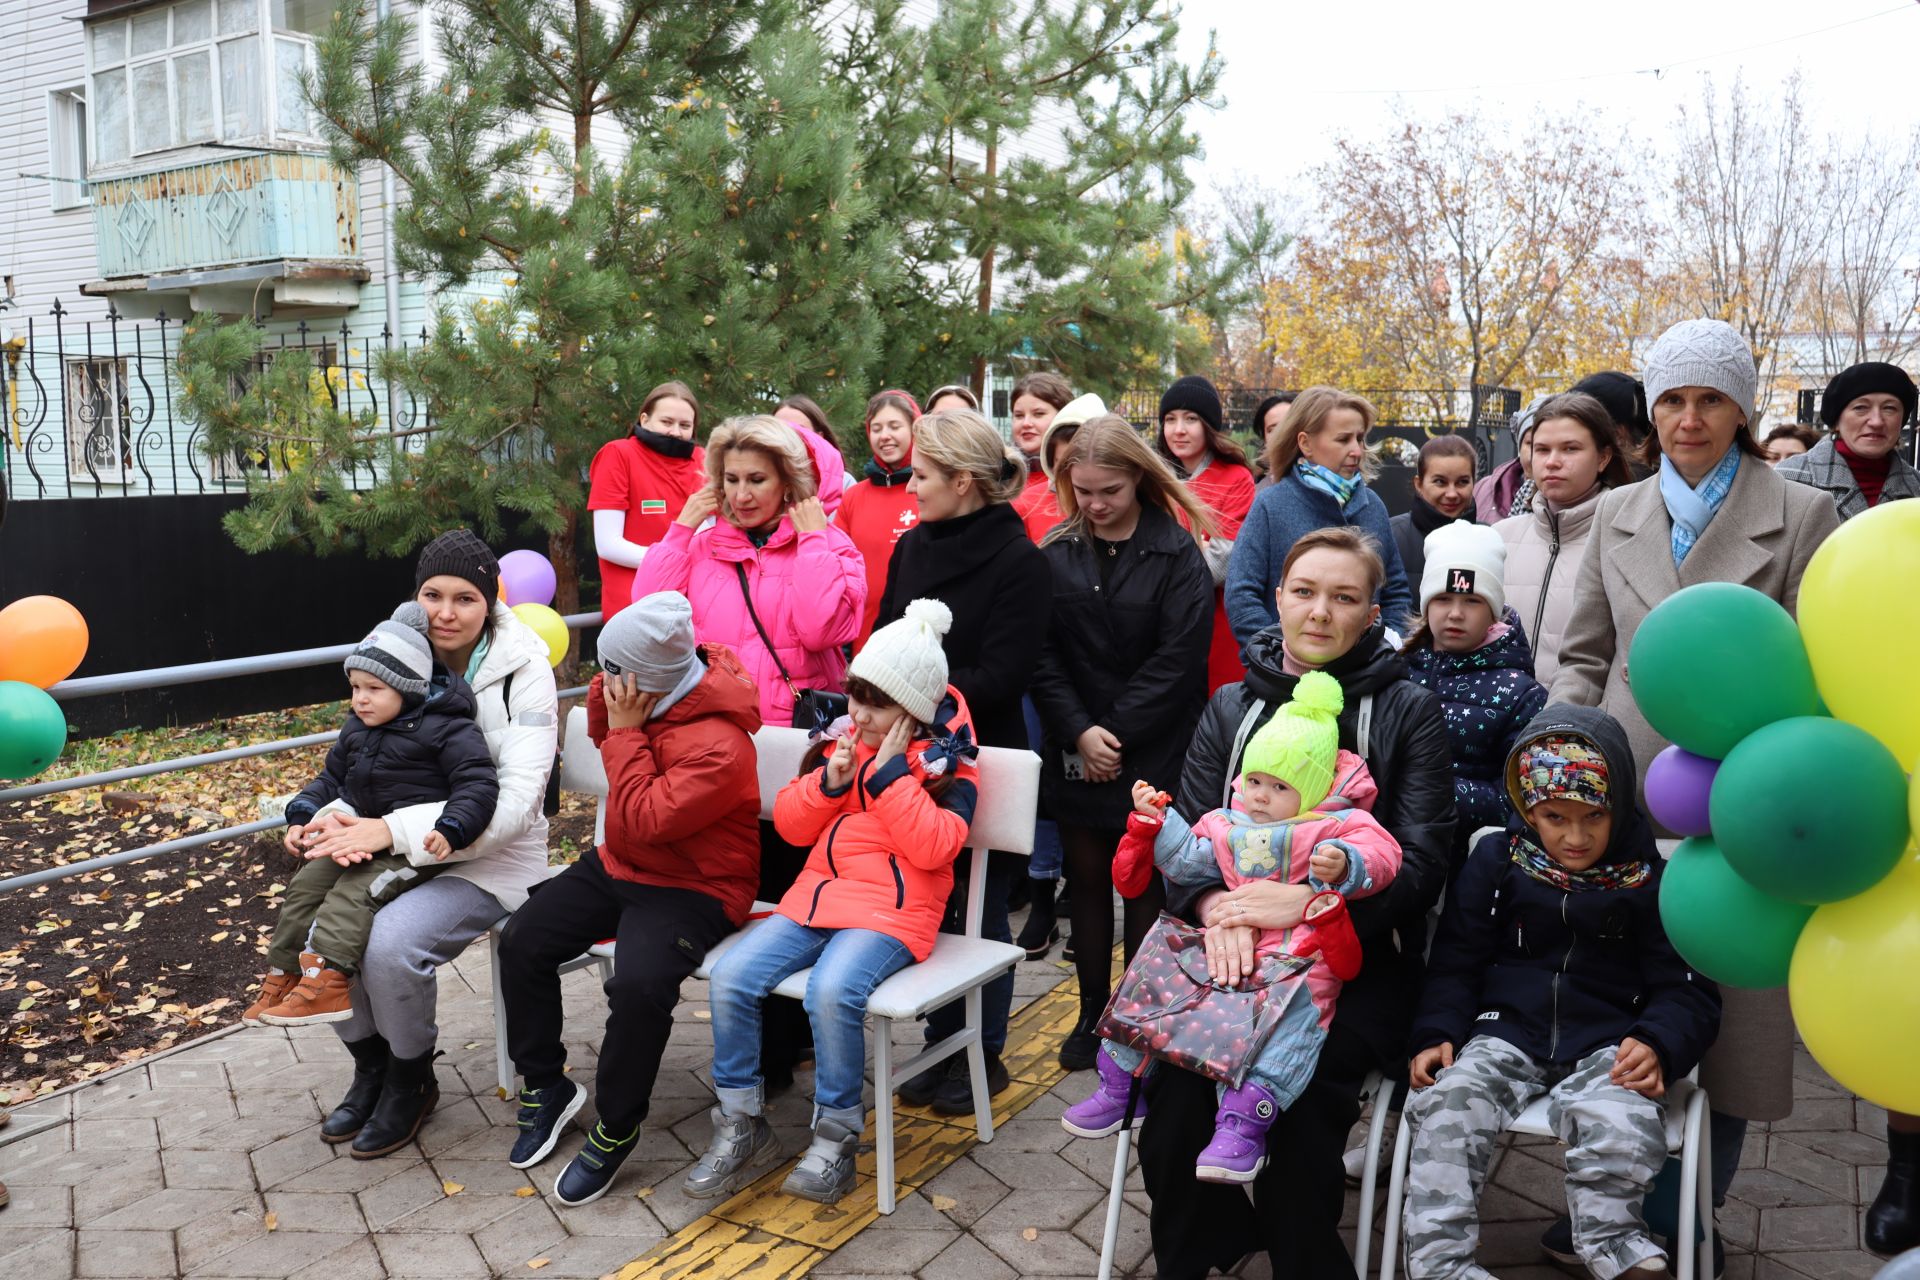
[1711, 717, 1910, 904]
[0, 680, 67, 780]
[1659, 836, 1813, 988]
[1630, 583, 1820, 758]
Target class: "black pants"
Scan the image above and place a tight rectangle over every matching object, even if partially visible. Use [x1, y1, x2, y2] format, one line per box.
[1059, 822, 1164, 1015]
[498, 847, 731, 1133]
[1138, 1021, 1373, 1280]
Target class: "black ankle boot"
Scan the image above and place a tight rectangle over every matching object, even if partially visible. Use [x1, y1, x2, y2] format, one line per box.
[350, 1049, 440, 1160]
[1867, 1126, 1920, 1255]
[1015, 879, 1059, 960]
[321, 1034, 389, 1144]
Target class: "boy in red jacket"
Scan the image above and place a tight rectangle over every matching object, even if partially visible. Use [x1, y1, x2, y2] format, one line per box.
[496, 591, 762, 1207]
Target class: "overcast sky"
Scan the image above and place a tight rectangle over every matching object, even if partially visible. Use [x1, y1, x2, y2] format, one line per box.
[1176, 0, 1920, 201]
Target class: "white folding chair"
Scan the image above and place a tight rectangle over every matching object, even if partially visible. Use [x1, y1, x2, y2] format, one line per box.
[1092, 1070, 1392, 1280]
[1378, 1072, 1712, 1280]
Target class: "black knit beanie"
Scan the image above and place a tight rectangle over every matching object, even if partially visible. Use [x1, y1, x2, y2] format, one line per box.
[414, 529, 500, 606]
[1159, 375, 1224, 435]
[1821, 362, 1917, 428]
[1570, 371, 1650, 435]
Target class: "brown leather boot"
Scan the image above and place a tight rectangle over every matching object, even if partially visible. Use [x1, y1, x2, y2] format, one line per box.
[259, 953, 354, 1026]
[241, 971, 298, 1024]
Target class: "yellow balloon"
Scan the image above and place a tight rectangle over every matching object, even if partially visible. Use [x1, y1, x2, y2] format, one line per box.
[1789, 846, 1920, 1113]
[510, 603, 570, 668]
[1798, 500, 1920, 771]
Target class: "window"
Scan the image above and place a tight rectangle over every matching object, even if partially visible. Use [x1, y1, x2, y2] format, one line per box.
[211, 341, 337, 483]
[86, 0, 321, 167]
[47, 89, 90, 211]
[63, 359, 133, 485]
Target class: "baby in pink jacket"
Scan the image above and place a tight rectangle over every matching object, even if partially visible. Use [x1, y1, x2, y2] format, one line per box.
[1061, 671, 1402, 1185]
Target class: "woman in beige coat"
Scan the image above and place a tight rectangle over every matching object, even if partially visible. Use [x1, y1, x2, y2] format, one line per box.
[1550, 319, 1838, 1258]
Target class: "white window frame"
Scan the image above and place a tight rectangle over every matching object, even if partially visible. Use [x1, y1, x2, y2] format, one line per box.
[84, 0, 324, 172]
[63, 357, 134, 486]
[46, 87, 90, 211]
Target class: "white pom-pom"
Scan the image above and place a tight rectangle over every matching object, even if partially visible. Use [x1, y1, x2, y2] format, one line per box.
[903, 598, 954, 637]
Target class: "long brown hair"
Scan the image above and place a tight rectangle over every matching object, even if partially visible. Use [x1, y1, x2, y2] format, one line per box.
[1266, 386, 1380, 481]
[795, 675, 958, 800]
[1011, 371, 1073, 412]
[1529, 392, 1633, 489]
[1155, 383, 1251, 473]
[1043, 415, 1216, 547]
[638, 381, 700, 432]
[776, 393, 839, 451]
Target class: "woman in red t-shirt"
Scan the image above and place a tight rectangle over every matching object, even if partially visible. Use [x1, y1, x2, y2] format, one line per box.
[1008, 372, 1074, 542]
[834, 390, 923, 651]
[1157, 375, 1259, 690]
[587, 382, 707, 616]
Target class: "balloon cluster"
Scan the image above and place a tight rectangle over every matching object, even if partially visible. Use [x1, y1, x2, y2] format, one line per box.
[0, 596, 86, 779]
[500, 549, 568, 668]
[1631, 501, 1920, 1113]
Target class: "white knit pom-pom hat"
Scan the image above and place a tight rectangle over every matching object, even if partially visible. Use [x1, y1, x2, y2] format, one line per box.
[849, 598, 953, 723]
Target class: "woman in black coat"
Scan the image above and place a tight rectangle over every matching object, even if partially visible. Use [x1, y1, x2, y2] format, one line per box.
[1138, 525, 1456, 1279]
[872, 408, 1052, 1112]
[1029, 416, 1216, 1071]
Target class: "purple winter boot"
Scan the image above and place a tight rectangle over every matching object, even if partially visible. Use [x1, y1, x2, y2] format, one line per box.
[1194, 1080, 1280, 1184]
[1060, 1051, 1147, 1139]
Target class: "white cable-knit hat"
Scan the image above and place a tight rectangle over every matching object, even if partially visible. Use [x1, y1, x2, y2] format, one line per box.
[849, 599, 953, 723]
[1642, 318, 1758, 425]
[1419, 521, 1509, 617]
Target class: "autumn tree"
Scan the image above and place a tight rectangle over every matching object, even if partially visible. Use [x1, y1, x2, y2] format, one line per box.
[1667, 74, 1832, 397]
[1793, 128, 1920, 377]
[831, 0, 1247, 395]
[178, 1, 892, 621]
[1193, 177, 1297, 391]
[1262, 109, 1637, 427]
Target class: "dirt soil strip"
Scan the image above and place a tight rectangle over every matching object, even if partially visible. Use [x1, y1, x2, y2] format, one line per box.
[1, 701, 596, 1103]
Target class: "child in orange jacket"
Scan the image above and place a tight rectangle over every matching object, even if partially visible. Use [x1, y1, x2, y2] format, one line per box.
[689, 600, 980, 1207]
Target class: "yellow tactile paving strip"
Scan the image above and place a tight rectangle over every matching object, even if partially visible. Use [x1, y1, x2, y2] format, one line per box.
[612, 970, 1092, 1279]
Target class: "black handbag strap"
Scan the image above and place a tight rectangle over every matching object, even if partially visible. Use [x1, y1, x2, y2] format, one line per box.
[733, 562, 800, 701]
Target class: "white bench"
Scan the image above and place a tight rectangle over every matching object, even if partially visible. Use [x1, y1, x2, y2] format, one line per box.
[489, 705, 1038, 1215]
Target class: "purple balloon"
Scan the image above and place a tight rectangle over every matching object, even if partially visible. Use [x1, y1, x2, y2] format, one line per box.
[1645, 745, 1719, 837]
[499, 549, 557, 608]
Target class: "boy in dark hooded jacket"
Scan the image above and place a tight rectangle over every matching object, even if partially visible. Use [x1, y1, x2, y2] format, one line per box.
[246, 602, 499, 1028]
[1401, 704, 1720, 1280]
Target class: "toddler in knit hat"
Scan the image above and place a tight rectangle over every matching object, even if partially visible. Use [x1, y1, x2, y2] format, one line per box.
[1061, 673, 1404, 1185]
[244, 602, 499, 1029]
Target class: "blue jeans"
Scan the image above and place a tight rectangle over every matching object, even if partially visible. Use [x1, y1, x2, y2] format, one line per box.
[1023, 695, 1063, 881]
[709, 913, 913, 1126]
[925, 848, 1013, 1054]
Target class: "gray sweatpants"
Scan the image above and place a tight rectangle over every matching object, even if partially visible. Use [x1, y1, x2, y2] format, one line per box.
[1403, 1036, 1668, 1280]
[331, 874, 504, 1060]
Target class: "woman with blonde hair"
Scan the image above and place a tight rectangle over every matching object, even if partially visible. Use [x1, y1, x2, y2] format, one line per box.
[1030, 416, 1216, 1069]
[632, 414, 866, 729]
[1226, 386, 1413, 646]
[873, 408, 1054, 1113]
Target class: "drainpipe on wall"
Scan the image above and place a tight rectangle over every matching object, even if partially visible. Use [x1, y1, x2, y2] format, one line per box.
[377, 0, 401, 421]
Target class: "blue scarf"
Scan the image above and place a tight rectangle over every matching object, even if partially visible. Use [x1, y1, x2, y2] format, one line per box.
[1294, 460, 1360, 508]
[1658, 448, 1740, 567]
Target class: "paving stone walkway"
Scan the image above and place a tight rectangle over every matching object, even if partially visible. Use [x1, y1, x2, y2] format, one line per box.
[0, 933, 1898, 1278]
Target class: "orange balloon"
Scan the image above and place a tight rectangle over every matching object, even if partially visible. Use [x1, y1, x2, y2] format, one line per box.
[0, 596, 90, 689]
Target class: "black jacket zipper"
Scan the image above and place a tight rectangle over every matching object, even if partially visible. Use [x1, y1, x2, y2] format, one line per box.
[889, 856, 905, 908]
[808, 815, 849, 923]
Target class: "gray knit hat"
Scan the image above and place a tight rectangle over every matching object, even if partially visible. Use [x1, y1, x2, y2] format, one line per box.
[600, 591, 701, 705]
[344, 602, 435, 700]
[1642, 319, 1757, 425]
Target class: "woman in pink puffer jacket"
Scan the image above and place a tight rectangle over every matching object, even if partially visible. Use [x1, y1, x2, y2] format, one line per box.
[632, 414, 866, 728]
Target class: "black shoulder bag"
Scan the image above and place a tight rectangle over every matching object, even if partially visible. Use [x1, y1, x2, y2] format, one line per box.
[733, 563, 848, 735]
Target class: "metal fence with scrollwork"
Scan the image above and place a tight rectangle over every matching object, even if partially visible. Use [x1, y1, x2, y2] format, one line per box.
[0, 300, 439, 500]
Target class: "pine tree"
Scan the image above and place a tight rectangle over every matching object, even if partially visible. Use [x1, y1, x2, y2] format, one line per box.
[834, 0, 1245, 397]
[178, 1, 892, 624]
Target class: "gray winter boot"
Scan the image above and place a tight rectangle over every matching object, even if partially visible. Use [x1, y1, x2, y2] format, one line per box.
[683, 1106, 779, 1200]
[781, 1115, 861, 1204]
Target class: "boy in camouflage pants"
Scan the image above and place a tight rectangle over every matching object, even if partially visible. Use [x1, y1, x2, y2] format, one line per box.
[1400, 706, 1720, 1280]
